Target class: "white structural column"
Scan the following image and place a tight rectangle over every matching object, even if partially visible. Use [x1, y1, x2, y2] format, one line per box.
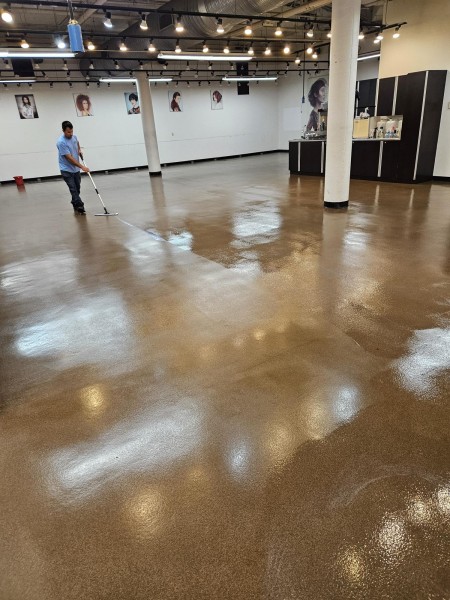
[135, 71, 161, 177]
[324, 0, 361, 208]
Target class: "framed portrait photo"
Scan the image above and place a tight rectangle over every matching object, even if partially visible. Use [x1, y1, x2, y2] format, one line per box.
[211, 90, 223, 110]
[15, 94, 39, 119]
[124, 91, 140, 114]
[169, 90, 183, 112]
[73, 93, 94, 117]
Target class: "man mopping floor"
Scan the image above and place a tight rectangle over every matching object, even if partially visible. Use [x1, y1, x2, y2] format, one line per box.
[56, 120, 90, 215]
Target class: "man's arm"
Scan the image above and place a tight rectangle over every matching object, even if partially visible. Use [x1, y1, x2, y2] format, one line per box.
[64, 153, 89, 172]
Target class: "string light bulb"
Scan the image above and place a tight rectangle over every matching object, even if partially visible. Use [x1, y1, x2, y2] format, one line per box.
[140, 14, 148, 30]
[306, 45, 313, 54]
[223, 44, 230, 54]
[103, 11, 113, 28]
[248, 45, 254, 55]
[295, 55, 301, 64]
[244, 20, 253, 35]
[56, 38, 66, 49]
[393, 26, 401, 38]
[264, 44, 271, 55]
[283, 44, 290, 54]
[202, 41, 209, 53]
[358, 29, 365, 39]
[148, 39, 156, 52]
[306, 25, 314, 38]
[119, 38, 128, 51]
[1, 8, 13, 23]
[275, 23, 283, 36]
[175, 41, 181, 53]
[216, 18, 224, 34]
[175, 16, 184, 32]
[20, 38, 29, 49]
[87, 40, 95, 50]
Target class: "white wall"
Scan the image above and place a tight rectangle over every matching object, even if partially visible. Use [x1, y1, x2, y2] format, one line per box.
[379, 0, 450, 78]
[0, 82, 278, 181]
[434, 71, 450, 178]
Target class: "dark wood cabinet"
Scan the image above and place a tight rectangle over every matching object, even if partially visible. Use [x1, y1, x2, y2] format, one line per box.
[351, 141, 381, 179]
[299, 141, 323, 174]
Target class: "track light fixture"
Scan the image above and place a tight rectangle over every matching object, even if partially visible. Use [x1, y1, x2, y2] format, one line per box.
[103, 11, 113, 28]
[1, 7, 13, 22]
[148, 39, 156, 52]
[375, 31, 384, 41]
[393, 26, 401, 38]
[244, 20, 253, 35]
[114, 60, 119, 69]
[119, 38, 128, 51]
[216, 18, 224, 34]
[275, 23, 283, 36]
[140, 14, 148, 30]
[89, 60, 94, 70]
[87, 40, 95, 50]
[20, 38, 29, 49]
[175, 16, 184, 32]
[62, 59, 68, 70]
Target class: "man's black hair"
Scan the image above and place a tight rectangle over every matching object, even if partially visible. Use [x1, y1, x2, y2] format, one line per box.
[62, 120, 73, 130]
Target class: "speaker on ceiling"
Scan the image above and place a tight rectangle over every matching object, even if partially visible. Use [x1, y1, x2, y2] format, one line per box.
[236, 62, 249, 95]
[11, 58, 35, 77]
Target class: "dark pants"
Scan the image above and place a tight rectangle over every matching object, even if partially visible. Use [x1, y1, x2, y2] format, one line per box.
[61, 170, 84, 210]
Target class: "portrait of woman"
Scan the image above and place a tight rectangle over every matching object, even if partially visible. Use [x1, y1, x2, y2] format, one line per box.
[125, 92, 140, 114]
[169, 91, 182, 112]
[74, 93, 93, 117]
[15, 94, 39, 119]
[211, 90, 223, 110]
[306, 78, 327, 131]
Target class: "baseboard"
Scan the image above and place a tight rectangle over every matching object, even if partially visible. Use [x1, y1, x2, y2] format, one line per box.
[432, 176, 450, 182]
[0, 150, 287, 184]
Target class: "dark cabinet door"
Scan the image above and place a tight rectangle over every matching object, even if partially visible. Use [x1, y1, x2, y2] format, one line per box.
[380, 141, 401, 181]
[299, 141, 323, 174]
[289, 142, 300, 173]
[350, 141, 380, 179]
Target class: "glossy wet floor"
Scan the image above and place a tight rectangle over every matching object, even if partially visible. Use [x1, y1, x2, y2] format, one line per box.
[0, 154, 449, 600]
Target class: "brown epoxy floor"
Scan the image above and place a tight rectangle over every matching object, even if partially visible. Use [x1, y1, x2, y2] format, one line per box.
[0, 154, 449, 599]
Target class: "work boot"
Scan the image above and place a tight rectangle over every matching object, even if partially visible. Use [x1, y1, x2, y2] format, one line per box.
[73, 205, 86, 215]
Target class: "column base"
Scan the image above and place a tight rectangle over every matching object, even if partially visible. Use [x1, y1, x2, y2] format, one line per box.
[324, 201, 349, 209]
[149, 171, 162, 177]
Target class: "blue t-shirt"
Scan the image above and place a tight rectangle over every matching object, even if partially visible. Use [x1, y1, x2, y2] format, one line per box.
[57, 133, 80, 173]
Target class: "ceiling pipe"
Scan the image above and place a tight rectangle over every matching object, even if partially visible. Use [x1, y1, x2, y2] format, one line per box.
[229, 0, 332, 38]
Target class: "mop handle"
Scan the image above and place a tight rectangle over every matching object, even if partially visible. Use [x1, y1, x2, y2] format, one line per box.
[80, 157, 106, 207]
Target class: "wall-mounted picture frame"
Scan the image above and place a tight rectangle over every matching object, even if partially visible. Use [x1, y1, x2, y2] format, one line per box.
[169, 90, 182, 112]
[15, 94, 39, 119]
[211, 90, 223, 110]
[74, 93, 94, 117]
[124, 91, 140, 114]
